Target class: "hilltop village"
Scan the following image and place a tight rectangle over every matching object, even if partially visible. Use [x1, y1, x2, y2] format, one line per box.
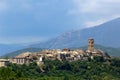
[0, 39, 110, 67]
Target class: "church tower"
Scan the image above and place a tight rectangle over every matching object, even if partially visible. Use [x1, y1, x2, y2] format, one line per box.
[88, 38, 94, 52]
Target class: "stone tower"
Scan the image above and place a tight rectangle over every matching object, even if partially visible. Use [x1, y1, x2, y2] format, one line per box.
[88, 38, 94, 52]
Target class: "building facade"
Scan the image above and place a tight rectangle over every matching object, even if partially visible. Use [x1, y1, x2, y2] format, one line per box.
[0, 59, 9, 67]
[88, 38, 94, 52]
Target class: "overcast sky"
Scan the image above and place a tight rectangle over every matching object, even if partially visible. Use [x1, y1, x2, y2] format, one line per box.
[0, 0, 120, 44]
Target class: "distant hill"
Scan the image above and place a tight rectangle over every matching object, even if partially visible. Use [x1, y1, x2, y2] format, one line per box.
[1, 45, 120, 58]
[0, 44, 26, 56]
[1, 48, 42, 58]
[31, 18, 120, 49]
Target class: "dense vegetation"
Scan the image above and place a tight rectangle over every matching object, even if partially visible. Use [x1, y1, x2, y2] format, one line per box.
[0, 57, 120, 80]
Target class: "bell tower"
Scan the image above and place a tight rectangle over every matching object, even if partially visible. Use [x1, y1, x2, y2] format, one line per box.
[88, 38, 94, 52]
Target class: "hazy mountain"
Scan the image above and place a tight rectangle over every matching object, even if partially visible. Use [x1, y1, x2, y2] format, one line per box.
[31, 18, 120, 49]
[0, 44, 26, 56]
[1, 18, 120, 56]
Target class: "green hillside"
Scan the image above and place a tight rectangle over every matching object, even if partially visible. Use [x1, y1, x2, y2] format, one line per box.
[0, 58, 120, 80]
[1, 48, 42, 58]
[94, 45, 120, 56]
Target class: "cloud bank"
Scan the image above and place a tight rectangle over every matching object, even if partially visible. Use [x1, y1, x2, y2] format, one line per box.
[70, 0, 120, 27]
[0, 0, 120, 44]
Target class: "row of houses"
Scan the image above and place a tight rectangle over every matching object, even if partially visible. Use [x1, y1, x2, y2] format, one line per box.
[0, 48, 105, 67]
[0, 39, 109, 67]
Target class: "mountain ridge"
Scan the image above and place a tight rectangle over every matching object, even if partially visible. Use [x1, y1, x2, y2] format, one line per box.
[0, 18, 120, 56]
[1, 48, 42, 58]
[31, 18, 120, 48]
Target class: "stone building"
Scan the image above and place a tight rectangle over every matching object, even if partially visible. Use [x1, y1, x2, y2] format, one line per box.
[88, 38, 94, 52]
[0, 59, 9, 67]
[10, 57, 29, 64]
[10, 52, 36, 64]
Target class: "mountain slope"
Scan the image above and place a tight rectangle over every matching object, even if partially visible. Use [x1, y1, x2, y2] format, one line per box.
[31, 18, 120, 49]
[1, 18, 120, 56]
[0, 44, 26, 56]
[1, 48, 42, 58]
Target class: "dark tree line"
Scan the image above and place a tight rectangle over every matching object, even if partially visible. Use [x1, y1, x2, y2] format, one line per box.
[0, 56, 120, 80]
